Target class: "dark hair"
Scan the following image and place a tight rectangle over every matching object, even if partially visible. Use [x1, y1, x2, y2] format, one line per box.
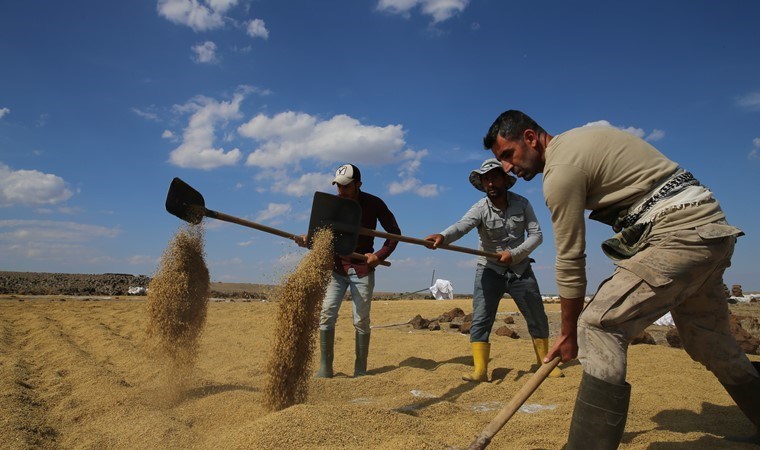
[483, 110, 545, 150]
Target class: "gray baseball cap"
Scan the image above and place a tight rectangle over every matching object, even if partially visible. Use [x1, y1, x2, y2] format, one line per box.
[469, 158, 516, 192]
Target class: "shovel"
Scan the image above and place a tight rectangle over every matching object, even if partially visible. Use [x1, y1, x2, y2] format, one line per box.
[466, 357, 561, 450]
[165, 178, 388, 266]
[308, 192, 504, 260]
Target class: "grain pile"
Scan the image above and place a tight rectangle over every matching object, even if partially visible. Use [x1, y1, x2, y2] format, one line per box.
[145, 223, 210, 401]
[263, 228, 334, 411]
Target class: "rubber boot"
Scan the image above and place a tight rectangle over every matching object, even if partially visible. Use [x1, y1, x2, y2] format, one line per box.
[353, 331, 370, 377]
[462, 342, 490, 382]
[566, 372, 631, 450]
[532, 338, 564, 378]
[722, 361, 760, 444]
[316, 329, 334, 378]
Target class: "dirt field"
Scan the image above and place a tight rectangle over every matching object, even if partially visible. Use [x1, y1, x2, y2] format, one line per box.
[1, 295, 758, 449]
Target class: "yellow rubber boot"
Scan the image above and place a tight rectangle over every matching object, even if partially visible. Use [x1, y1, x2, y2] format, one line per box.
[462, 342, 490, 382]
[533, 338, 564, 378]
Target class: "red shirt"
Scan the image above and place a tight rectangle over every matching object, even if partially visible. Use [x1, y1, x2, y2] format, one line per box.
[335, 191, 400, 278]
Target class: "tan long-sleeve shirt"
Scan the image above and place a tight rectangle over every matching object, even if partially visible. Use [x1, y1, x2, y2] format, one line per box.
[543, 126, 724, 298]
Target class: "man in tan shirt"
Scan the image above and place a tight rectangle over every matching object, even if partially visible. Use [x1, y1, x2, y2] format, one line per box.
[484, 109, 758, 448]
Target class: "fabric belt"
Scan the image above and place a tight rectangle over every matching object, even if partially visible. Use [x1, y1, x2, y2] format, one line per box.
[615, 171, 700, 231]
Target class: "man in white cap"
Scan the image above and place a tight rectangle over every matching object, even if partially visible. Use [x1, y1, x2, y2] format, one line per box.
[425, 158, 562, 382]
[314, 163, 400, 378]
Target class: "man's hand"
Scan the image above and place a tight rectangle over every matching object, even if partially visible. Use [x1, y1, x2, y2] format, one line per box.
[293, 234, 308, 248]
[364, 253, 380, 268]
[423, 234, 444, 249]
[544, 296, 584, 363]
[497, 250, 513, 265]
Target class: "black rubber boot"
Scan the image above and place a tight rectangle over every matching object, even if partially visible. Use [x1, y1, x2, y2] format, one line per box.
[353, 331, 370, 377]
[315, 329, 334, 378]
[566, 372, 631, 450]
[722, 361, 760, 444]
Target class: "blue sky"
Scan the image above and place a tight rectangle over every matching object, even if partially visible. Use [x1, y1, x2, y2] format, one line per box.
[1, 0, 759, 295]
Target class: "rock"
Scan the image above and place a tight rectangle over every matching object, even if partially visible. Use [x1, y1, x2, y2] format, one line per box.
[494, 326, 519, 339]
[436, 308, 465, 323]
[729, 315, 760, 355]
[459, 322, 471, 334]
[732, 285, 743, 297]
[503, 316, 515, 324]
[463, 313, 473, 323]
[631, 331, 656, 345]
[665, 328, 682, 348]
[409, 315, 430, 330]
[428, 321, 440, 331]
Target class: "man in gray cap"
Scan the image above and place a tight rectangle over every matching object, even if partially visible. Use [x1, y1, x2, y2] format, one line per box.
[425, 158, 561, 381]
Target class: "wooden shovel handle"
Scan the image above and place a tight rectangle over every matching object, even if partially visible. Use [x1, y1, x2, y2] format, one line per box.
[466, 357, 561, 450]
[209, 211, 390, 267]
[360, 227, 502, 260]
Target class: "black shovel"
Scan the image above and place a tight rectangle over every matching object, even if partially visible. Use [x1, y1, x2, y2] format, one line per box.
[308, 192, 505, 260]
[165, 178, 389, 266]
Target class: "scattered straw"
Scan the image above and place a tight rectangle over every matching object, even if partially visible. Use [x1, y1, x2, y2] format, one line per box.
[263, 228, 334, 411]
[146, 223, 210, 401]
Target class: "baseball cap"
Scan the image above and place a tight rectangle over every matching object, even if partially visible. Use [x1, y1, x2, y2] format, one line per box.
[469, 158, 516, 192]
[332, 164, 361, 185]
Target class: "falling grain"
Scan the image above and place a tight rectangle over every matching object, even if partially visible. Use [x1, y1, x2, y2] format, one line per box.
[145, 223, 210, 401]
[263, 228, 334, 411]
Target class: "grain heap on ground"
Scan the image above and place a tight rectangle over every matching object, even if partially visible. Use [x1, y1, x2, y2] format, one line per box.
[145, 223, 210, 396]
[264, 228, 334, 411]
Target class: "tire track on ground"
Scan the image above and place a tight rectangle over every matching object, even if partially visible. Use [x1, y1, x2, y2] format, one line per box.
[0, 309, 60, 449]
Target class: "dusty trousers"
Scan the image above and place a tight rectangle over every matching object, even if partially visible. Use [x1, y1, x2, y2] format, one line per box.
[577, 222, 757, 386]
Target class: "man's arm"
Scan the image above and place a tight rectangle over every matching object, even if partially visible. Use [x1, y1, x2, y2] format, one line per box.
[432, 202, 482, 247]
[371, 198, 400, 264]
[507, 197, 543, 265]
[545, 296, 584, 362]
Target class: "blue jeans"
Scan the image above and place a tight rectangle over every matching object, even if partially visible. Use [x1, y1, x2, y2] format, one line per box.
[470, 265, 549, 342]
[320, 268, 375, 334]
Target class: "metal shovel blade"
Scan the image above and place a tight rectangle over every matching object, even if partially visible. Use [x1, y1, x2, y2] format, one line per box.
[307, 191, 360, 256]
[165, 177, 207, 224]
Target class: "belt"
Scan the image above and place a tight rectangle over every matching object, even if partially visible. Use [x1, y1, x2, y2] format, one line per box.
[615, 171, 700, 231]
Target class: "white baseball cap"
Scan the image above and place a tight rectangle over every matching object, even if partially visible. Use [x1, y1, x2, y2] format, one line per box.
[332, 164, 361, 185]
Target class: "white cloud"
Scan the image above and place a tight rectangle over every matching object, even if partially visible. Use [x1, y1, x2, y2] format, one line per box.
[376, 0, 470, 23]
[246, 18, 269, 39]
[0, 107, 9, 119]
[168, 90, 246, 169]
[255, 203, 291, 222]
[0, 163, 74, 207]
[0, 220, 120, 243]
[128, 255, 157, 265]
[749, 138, 760, 160]
[736, 91, 760, 111]
[262, 171, 334, 197]
[646, 129, 665, 142]
[583, 120, 665, 142]
[192, 41, 219, 64]
[388, 149, 440, 197]
[162, 129, 175, 139]
[241, 112, 405, 168]
[157, 0, 238, 31]
[132, 106, 160, 121]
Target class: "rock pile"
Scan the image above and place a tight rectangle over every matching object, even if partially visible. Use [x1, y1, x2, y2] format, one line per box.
[407, 307, 520, 338]
[0, 271, 150, 296]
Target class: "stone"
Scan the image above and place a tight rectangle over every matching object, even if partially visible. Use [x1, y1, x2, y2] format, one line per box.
[631, 331, 656, 345]
[665, 328, 681, 348]
[494, 326, 519, 339]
